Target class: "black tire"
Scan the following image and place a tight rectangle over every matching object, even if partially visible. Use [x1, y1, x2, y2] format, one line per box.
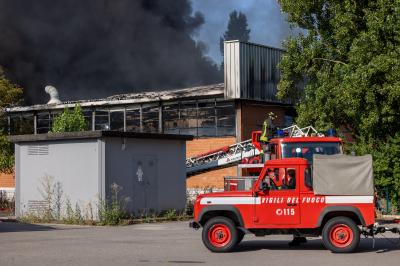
[202, 216, 238, 252]
[322, 216, 360, 253]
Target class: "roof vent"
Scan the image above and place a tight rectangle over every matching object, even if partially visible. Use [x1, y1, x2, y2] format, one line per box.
[45, 85, 61, 105]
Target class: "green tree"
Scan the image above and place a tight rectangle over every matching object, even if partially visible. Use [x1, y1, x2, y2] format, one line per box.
[220, 10, 251, 67]
[277, 0, 400, 208]
[51, 104, 87, 133]
[0, 67, 23, 173]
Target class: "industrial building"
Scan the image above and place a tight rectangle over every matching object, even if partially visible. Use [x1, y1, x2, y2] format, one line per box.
[5, 41, 294, 192]
[10, 131, 191, 217]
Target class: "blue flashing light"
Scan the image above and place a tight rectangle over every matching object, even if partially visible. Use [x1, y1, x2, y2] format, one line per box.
[277, 129, 285, 138]
[327, 128, 337, 137]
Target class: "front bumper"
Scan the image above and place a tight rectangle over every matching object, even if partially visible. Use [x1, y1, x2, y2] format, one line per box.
[189, 221, 200, 229]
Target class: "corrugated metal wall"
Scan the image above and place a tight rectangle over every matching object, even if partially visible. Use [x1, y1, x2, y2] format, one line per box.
[224, 41, 284, 102]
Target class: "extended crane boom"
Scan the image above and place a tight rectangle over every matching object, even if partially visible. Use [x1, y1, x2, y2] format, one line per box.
[186, 139, 260, 176]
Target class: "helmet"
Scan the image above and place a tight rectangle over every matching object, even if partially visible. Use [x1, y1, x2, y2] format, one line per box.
[268, 112, 277, 120]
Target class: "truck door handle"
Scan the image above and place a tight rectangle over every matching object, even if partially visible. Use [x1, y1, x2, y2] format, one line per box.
[287, 203, 297, 206]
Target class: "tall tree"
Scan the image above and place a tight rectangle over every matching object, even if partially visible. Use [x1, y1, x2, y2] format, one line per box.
[220, 11, 251, 60]
[0, 67, 23, 173]
[277, 0, 400, 208]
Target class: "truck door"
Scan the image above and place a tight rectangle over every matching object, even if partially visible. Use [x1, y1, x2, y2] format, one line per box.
[254, 166, 300, 226]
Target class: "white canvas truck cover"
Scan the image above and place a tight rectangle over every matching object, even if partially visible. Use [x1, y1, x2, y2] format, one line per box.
[313, 154, 374, 196]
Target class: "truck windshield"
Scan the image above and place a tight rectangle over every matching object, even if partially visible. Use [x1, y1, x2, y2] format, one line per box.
[281, 142, 342, 163]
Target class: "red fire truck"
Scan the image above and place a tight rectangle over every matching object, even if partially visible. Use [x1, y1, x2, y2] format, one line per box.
[224, 126, 343, 190]
[186, 125, 343, 182]
[189, 128, 400, 253]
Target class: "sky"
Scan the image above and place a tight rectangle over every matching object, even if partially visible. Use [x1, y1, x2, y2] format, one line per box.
[191, 0, 297, 63]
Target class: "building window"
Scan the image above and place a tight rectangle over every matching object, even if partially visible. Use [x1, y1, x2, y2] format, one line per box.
[216, 101, 235, 136]
[197, 100, 216, 136]
[178, 101, 197, 136]
[163, 99, 236, 137]
[142, 106, 159, 133]
[6, 99, 236, 137]
[126, 109, 141, 132]
[163, 103, 179, 134]
[37, 112, 51, 133]
[81, 110, 93, 130]
[9, 114, 35, 135]
[110, 110, 124, 131]
[95, 110, 109, 130]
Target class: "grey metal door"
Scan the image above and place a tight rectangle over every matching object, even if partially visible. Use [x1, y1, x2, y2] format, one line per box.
[132, 155, 158, 215]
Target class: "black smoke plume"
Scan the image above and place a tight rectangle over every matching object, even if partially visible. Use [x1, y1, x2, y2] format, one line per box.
[0, 0, 221, 104]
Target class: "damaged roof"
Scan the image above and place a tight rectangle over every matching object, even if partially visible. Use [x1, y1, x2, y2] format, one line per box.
[9, 131, 194, 143]
[7, 83, 225, 113]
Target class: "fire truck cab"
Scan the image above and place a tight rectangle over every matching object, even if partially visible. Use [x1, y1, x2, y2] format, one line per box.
[251, 130, 343, 163]
[227, 130, 343, 189]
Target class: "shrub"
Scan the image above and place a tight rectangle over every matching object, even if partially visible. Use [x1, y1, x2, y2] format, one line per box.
[351, 134, 400, 212]
[98, 183, 127, 225]
[51, 104, 87, 133]
[0, 191, 14, 213]
[164, 209, 177, 220]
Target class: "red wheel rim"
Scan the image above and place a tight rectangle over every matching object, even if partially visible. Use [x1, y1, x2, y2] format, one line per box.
[208, 223, 232, 247]
[329, 224, 354, 248]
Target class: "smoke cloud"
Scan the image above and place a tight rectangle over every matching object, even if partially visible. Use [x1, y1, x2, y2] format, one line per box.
[0, 0, 221, 104]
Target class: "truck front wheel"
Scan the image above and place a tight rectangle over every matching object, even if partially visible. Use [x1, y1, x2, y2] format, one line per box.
[322, 216, 360, 253]
[202, 216, 238, 252]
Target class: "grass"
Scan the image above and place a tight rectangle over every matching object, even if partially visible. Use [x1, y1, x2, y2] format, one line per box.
[14, 177, 203, 226]
[18, 209, 192, 226]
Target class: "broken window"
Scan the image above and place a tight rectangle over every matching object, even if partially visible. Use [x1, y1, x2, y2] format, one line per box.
[216, 101, 235, 136]
[95, 110, 109, 130]
[142, 106, 159, 133]
[9, 114, 35, 135]
[110, 110, 124, 131]
[6, 98, 236, 137]
[197, 100, 216, 136]
[163, 100, 235, 137]
[37, 112, 51, 133]
[81, 110, 93, 130]
[163, 103, 179, 134]
[126, 109, 141, 132]
[178, 101, 197, 135]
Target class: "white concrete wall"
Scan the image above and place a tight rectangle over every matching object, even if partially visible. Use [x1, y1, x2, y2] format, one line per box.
[16, 140, 100, 217]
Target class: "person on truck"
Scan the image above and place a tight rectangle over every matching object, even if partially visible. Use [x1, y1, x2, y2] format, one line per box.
[267, 168, 280, 190]
[260, 112, 277, 162]
[260, 112, 277, 142]
[286, 169, 296, 189]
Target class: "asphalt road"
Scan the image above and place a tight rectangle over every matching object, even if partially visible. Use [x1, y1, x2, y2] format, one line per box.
[1, 221, 400, 266]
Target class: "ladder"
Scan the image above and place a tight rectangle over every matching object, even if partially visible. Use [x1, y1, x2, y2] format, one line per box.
[186, 139, 260, 176]
[283, 125, 325, 137]
[186, 124, 324, 176]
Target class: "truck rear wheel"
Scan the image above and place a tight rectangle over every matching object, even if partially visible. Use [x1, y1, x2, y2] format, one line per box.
[322, 216, 360, 253]
[202, 216, 238, 252]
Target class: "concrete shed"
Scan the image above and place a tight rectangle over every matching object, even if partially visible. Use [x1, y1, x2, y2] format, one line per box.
[9, 131, 192, 218]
